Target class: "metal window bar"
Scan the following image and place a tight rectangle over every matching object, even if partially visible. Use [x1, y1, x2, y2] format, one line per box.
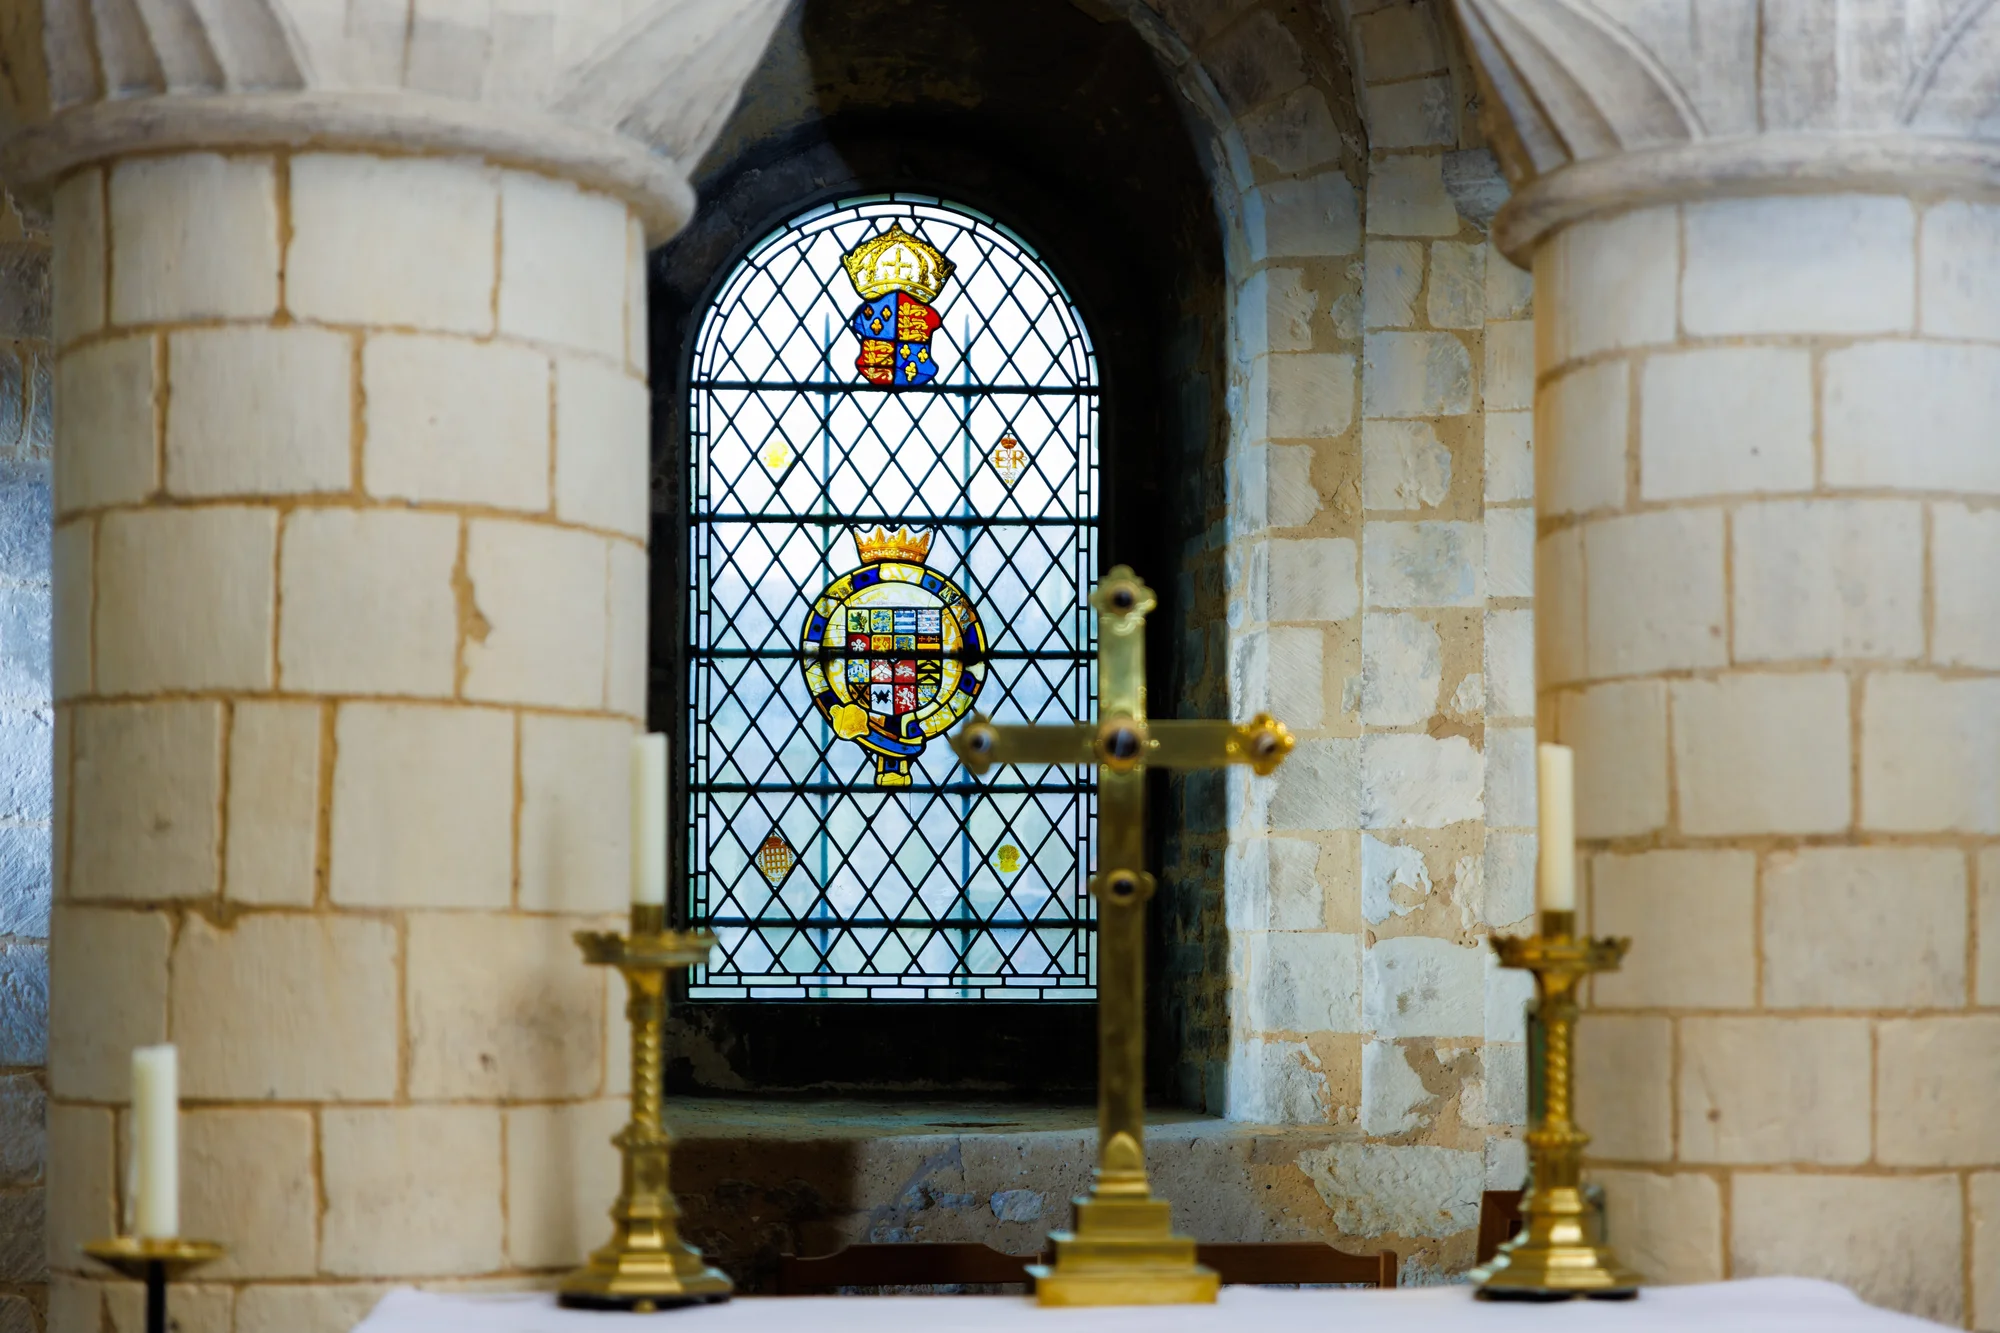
[685, 195, 1101, 1001]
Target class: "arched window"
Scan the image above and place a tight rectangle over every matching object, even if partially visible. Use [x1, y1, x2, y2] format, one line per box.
[683, 195, 1100, 1002]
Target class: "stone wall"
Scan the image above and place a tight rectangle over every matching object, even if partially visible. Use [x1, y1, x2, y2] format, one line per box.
[1125, 0, 1539, 1280]
[1540, 196, 2000, 1326]
[43, 150, 650, 1332]
[0, 191, 53, 1333]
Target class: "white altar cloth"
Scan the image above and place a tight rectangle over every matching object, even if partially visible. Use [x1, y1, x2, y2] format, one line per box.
[354, 1278, 1949, 1333]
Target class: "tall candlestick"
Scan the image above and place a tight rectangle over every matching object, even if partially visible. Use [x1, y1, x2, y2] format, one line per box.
[1536, 743, 1576, 914]
[631, 734, 668, 907]
[131, 1045, 178, 1240]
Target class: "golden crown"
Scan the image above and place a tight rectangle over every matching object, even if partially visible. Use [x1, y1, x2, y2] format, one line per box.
[853, 525, 933, 565]
[841, 224, 956, 304]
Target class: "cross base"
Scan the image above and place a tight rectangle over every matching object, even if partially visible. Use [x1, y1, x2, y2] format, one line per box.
[1029, 1195, 1219, 1306]
[557, 1225, 733, 1312]
[1470, 1181, 1640, 1301]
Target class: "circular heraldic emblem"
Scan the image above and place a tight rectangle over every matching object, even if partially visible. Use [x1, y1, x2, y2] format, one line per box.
[800, 526, 987, 786]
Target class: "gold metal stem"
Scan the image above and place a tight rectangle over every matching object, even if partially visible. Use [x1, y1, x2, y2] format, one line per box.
[1473, 929, 1639, 1301]
[558, 921, 732, 1311]
[952, 568, 1294, 1307]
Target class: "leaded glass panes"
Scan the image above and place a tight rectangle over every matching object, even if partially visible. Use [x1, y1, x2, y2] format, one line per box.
[685, 195, 1099, 1000]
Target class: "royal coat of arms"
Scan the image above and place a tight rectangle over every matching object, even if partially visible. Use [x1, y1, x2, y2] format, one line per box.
[841, 224, 955, 386]
[799, 526, 987, 786]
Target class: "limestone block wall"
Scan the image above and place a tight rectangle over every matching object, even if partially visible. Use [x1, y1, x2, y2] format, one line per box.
[0, 192, 54, 1333]
[1532, 197, 2000, 1326]
[43, 150, 650, 1333]
[1128, 0, 1538, 1281]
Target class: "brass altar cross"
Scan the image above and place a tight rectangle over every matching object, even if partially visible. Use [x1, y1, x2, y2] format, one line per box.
[949, 566, 1294, 1307]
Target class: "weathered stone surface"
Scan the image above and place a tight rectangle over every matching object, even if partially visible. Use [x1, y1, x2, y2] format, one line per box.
[407, 913, 603, 1100]
[1359, 1040, 1430, 1135]
[1246, 931, 1361, 1035]
[1680, 1017, 1871, 1165]
[165, 326, 352, 497]
[363, 334, 550, 512]
[0, 826, 50, 938]
[1265, 737, 1359, 832]
[1364, 935, 1482, 1038]
[1591, 850, 1755, 1009]
[1584, 509, 1726, 676]
[321, 1106, 503, 1277]
[69, 701, 220, 901]
[1861, 673, 2000, 834]
[1252, 173, 1359, 260]
[0, 1075, 43, 1186]
[1360, 420, 1450, 510]
[1362, 333, 1472, 418]
[1640, 347, 1813, 502]
[1359, 733, 1481, 828]
[48, 912, 158, 1098]
[329, 703, 513, 910]
[1538, 359, 1626, 516]
[279, 508, 459, 697]
[94, 507, 276, 693]
[0, 945, 44, 1069]
[1227, 1037, 1328, 1124]
[288, 154, 498, 336]
[1480, 831, 1534, 930]
[499, 173, 630, 360]
[1295, 1142, 1479, 1238]
[1764, 847, 1965, 1008]
[174, 913, 399, 1102]
[1733, 500, 1924, 663]
[1359, 613, 1441, 726]
[184, 1109, 316, 1277]
[1575, 1015, 1671, 1161]
[1556, 680, 1667, 838]
[1672, 673, 1851, 836]
[1365, 156, 1458, 237]
[1237, 88, 1340, 175]
[1592, 1170, 1722, 1283]
[1731, 1174, 1962, 1325]
[0, 1188, 44, 1280]
[1484, 410, 1532, 503]
[1682, 196, 1915, 338]
[1484, 726, 1535, 829]
[109, 154, 279, 324]
[1974, 1172, 2000, 1332]
[1361, 834, 1430, 924]
[462, 521, 609, 709]
[504, 1100, 624, 1269]
[1363, 521, 1482, 609]
[1876, 1017, 2000, 1166]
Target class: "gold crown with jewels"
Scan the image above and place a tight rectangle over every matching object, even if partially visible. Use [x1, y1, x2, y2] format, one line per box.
[853, 525, 933, 565]
[841, 224, 956, 304]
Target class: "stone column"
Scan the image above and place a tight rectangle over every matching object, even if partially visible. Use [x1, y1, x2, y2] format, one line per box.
[1451, 1, 2000, 1322]
[0, 1, 787, 1325]
[43, 146, 651, 1329]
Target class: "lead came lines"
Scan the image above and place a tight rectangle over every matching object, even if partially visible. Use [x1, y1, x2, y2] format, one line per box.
[686, 194, 1100, 1000]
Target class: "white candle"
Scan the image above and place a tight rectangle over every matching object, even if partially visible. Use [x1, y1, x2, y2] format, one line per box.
[131, 1045, 178, 1240]
[631, 733, 668, 906]
[1536, 743, 1577, 913]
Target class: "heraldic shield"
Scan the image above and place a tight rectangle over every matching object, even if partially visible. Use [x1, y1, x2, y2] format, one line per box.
[841, 223, 955, 386]
[800, 526, 987, 786]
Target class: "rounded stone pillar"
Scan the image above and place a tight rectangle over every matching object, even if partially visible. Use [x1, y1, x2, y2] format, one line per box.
[41, 144, 655, 1326]
[1454, 0, 2000, 1319]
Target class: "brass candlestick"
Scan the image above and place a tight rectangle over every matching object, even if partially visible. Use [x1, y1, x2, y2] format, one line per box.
[951, 568, 1294, 1307]
[1473, 909, 1640, 1301]
[558, 903, 732, 1311]
[85, 1237, 226, 1333]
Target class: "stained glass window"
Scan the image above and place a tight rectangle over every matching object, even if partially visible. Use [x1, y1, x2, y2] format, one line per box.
[684, 195, 1100, 1000]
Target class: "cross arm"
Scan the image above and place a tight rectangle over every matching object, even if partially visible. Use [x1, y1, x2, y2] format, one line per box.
[950, 713, 1294, 777]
